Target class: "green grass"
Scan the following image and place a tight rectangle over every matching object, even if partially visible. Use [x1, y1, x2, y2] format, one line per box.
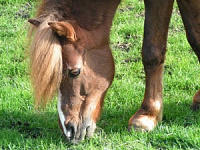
[0, 0, 200, 149]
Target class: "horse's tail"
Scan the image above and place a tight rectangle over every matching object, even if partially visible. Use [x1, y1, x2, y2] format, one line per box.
[28, 17, 62, 108]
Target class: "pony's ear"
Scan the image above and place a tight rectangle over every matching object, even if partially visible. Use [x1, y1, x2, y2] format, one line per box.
[28, 18, 41, 27]
[48, 21, 77, 41]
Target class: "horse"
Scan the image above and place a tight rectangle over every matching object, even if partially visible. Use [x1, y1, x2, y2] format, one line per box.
[28, 0, 200, 144]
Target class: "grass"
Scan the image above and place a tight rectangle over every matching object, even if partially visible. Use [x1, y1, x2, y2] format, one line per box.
[0, 0, 200, 149]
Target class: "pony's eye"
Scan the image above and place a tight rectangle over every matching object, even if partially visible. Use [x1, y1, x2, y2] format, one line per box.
[68, 68, 81, 78]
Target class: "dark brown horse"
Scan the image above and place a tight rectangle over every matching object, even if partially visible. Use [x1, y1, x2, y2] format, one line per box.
[28, 0, 200, 143]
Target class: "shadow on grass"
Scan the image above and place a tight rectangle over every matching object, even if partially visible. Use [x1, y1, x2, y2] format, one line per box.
[98, 99, 200, 133]
[0, 99, 200, 147]
[162, 100, 200, 127]
[0, 110, 69, 147]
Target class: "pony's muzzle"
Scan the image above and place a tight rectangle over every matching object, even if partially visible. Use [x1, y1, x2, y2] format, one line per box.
[63, 119, 96, 143]
[68, 68, 81, 78]
[65, 122, 76, 141]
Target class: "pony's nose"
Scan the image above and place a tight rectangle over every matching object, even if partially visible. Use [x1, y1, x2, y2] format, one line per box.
[68, 68, 81, 78]
[65, 122, 75, 141]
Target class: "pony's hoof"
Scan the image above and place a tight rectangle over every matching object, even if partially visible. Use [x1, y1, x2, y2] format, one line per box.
[191, 90, 200, 111]
[191, 102, 200, 111]
[128, 113, 157, 132]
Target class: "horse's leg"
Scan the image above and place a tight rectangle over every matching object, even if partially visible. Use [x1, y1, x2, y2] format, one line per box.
[176, 0, 200, 110]
[128, 0, 174, 131]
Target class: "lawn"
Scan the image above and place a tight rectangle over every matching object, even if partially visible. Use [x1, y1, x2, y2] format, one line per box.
[0, 0, 200, 149]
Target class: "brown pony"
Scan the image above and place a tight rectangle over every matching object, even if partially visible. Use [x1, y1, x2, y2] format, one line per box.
[28, 0, 200, 143]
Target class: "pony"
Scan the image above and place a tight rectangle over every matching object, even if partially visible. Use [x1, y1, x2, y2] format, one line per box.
[28, 0, 200, 143]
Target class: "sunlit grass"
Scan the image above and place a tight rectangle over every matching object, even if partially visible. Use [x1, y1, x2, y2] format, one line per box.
[0, 0, 200, 149]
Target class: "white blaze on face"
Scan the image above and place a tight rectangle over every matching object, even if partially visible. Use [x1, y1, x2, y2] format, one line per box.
[58, 90, 67, 136]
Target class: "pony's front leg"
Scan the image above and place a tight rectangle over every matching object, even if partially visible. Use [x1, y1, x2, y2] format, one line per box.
[128, 0, 174, 131]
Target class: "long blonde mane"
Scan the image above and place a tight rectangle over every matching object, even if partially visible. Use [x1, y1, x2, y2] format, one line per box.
[29, 17, 63, 107]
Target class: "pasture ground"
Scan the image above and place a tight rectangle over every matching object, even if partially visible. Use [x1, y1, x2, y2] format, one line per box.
[0, 0, 200, 149]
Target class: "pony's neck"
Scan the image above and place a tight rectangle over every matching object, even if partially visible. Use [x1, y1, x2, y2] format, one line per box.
[37, 0, 121, 49]
[37, 0, 121, 30]
[71, 0, 121, 49]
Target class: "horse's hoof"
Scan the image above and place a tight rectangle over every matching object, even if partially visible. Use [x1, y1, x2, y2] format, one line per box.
[128, 109, 159, 132]
[191, 102, 200, 111]
[192, 90, 200, 111]
[128, 115, 156, 132]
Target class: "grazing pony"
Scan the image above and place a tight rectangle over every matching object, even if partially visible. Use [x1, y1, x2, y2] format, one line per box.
[28, 0, 119, 143]
[28, 0, 200, 143]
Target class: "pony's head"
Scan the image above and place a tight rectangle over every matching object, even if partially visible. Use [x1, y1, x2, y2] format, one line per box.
[29, 17, 114, 143]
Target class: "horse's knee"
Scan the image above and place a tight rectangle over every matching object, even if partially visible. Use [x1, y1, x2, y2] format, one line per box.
[142, 45, 166, 70]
